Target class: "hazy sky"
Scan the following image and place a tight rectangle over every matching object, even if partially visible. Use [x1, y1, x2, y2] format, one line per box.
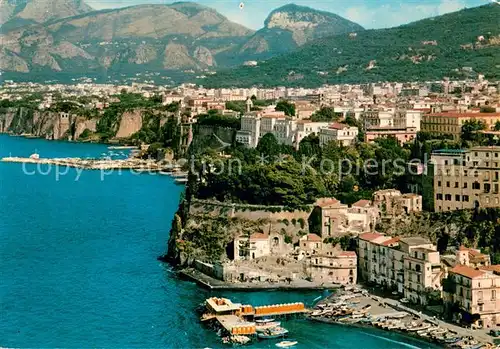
[85, 0, 491, 30]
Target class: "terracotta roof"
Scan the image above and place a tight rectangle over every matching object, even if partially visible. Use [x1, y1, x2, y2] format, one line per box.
[459, 246, 486, 257]
[339, 251, 357, 257]
[315, 197, 340, 208]
[359, 232, 384, 241]
[352, 199, 371, 208]
[250, 233, 268, 240]
[450, 265, 485, 279]
[381, 237, 400, 247]
[307, 234, 322, 242]
[480, 265, 500, 274]
[329, 122, 349, 130]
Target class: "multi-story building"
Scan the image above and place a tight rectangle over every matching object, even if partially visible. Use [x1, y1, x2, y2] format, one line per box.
[318, 123, 359, 147]
[421, 111, 500, 141]
[313, 198, 379, 238]
[365, 126, 418, 144]
[308, 250, 357, 285]
[430, 147, 500, 212]
[401, 237, 443, 304]
[444, 265, 500, 328]
[372, 189, 422, 217]
[357, 234, 443, 305]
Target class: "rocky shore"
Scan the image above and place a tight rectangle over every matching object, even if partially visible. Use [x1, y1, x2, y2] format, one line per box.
[309, 286, 495, 349]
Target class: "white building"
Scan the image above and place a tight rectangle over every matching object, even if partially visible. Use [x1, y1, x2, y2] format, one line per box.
[319, 123, 359, 147]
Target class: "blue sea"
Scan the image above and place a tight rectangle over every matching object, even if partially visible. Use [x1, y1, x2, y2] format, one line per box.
[0, 135, 436, 348]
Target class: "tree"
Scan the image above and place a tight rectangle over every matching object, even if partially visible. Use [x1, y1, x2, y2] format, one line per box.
[256, 133, 280, 158]
[494, 121, 500, 131]
[275, 100, 295, 117]
[311, 107, 340, 122]
[461, 119, 487, 144]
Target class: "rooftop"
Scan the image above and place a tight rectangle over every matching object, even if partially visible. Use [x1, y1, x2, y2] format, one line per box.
[381, 237, 400, 247]
[352, 199, 372, 208]
[306, 234, 322, 242]
[450, 265, 486, 279]
[399, 236, 432, 246]
[250, 232, 268, 241]
[359, 232, 385, 242]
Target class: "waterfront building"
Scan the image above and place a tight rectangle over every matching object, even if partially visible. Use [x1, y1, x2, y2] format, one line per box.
[357, 234, 442, 305]
[307, 250, 357, 285]
[443, 265, 500, 328]
[318, 123, 359, 147]
[430, 147, 500, 212]
[421, 111, 500, 141]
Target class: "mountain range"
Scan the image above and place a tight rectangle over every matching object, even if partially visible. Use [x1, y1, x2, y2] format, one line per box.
[205, 3, 500, 87]
[0, 1, 362, 79]
[0, 1, 498, 86]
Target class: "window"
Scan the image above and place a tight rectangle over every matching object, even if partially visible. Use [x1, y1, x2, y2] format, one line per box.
[456, 195, 461, 202]
[492, 290, 496, 300]
[446, 181, 450, 188]
[455, 182, 459, 188]
[487, 153, 490, 158]
[445, 194, 452, 201]
[464, 182, 468, 189]
[437, 194, 443, 200]
[463, 195, 470, 202]
[479, 304, 484, 312]
[485, 183, 491, 193]
[438, 181, 442, 187]
[496, 153, 499, 158]
[473, 182, 481, 190]
[475, 171, 479, 177]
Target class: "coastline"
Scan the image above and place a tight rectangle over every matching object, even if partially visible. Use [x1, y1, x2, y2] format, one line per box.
[308, 287, 495, 349]
[179, 268, 342, 291]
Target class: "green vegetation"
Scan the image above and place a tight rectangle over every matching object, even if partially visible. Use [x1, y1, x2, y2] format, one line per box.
[275, 100, 295, 116]
[196, 113, 240, 129]
[204, 4, 500, 87]
[188, 133, 411, 209]
[311, 107, 342, 122]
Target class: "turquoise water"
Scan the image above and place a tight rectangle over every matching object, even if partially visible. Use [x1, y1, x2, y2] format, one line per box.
[0, 135, 435, 348]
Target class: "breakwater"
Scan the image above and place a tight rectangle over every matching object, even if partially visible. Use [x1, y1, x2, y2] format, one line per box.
[1, 156, 166, 171]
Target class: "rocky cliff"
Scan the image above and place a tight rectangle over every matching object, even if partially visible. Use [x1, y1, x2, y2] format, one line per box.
[239, 4, 364, 59]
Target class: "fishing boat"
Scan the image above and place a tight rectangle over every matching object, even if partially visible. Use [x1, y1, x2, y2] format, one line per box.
[257, 327, 289, 339]
[256, 321, 281, 332]
[275, 340, 298, 348]
[408, 323, 431, 332]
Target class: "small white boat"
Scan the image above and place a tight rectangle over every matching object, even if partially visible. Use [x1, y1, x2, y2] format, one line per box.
[276, 340, 298, 348]
[256, 321, 281, 332]
[255, 318, 275, 323]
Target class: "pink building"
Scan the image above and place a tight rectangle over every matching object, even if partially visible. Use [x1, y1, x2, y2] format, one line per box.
[365, 126, 417, 144]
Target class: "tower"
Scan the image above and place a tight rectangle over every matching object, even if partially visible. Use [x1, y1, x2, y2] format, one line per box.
[245, 97, 253, 113]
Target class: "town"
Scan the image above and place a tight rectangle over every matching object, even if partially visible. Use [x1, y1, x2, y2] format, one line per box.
[2, 77, 500, 347]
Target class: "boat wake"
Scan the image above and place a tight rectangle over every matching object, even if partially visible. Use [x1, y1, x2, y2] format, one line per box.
[362, 332, 422, 349]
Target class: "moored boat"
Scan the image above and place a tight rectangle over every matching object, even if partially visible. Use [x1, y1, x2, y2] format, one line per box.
[276, 340, 298, 348]
[256, 321, 281, 332]
[257, 327, 289, 339]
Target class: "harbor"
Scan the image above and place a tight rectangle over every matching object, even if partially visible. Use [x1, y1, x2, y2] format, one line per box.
[308, 286, 496, 349]
[1, 155, 189, 182]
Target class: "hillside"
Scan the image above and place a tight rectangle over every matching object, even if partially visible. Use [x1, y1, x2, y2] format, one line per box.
[0, 0, 93, 29]
[0, 2, 254, 77]
[239, 4, 363, 60]
[204, 4, 500, 87]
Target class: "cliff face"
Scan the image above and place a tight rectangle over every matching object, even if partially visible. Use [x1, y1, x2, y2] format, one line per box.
[165, 198, 312, 267]
[0, 107, 101, 140]
[115, 110, 144, 139]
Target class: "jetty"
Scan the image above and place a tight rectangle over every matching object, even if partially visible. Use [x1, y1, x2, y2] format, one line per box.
[201, 297, 306, 345]
[1, 156, 166, 171]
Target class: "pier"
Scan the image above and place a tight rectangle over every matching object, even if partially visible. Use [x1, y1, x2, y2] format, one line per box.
[1, 156, 169, 171]
[202, 297, 307, 344]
